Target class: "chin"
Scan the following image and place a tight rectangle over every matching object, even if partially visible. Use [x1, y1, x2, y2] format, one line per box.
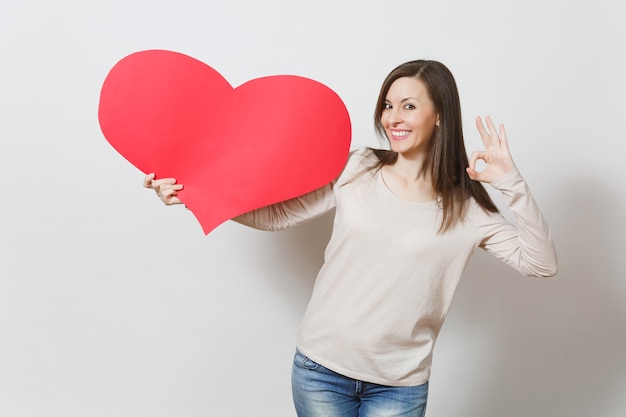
[390, 141, 409, 153]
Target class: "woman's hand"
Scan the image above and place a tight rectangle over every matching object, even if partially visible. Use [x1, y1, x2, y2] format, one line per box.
[466, 116, 517, 183]
[143, 173, 184, 205]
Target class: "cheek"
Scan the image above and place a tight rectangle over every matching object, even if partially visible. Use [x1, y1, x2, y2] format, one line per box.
[417, 113, 438, 132]
[424, 122, 437, 139]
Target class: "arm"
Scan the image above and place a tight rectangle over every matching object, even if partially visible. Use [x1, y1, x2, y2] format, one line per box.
[143, 149, 358, 230]
[469, 116, 558, 277]
[143, 173, 336, 231]
[480, 169, 558, 277]
[232, 183, 336, 231]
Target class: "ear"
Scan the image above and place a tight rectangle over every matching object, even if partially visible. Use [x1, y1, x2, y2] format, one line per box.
[435, 114, 440, 127]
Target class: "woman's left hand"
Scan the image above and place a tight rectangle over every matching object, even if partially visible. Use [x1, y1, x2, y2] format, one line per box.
[466, 116, 517, 183]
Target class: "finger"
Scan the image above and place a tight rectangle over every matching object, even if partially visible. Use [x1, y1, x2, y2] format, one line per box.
[466, 166, 479, 181]
[160, 188, 183, 205]
[159, 187, 177, 202]
[151, 178, 177, 187]
[466, 164, 492, 184]
[467, 150, 480, 170]
[498, 123, 510, 151]
[475, 116, 492, 147]
[151, 178, 179, 193]
[158, 184, 183, 195]
[143, 173, 155, 188]
[484, 116, 501, 146]
[155, 184, 183, 199]
[467, 150, 489, 170]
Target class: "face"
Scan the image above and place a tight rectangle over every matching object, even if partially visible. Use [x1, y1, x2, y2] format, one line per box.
[381, 77, 439, 157]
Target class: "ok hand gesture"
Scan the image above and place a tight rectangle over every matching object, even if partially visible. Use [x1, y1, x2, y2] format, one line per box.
[466, 116, 517, 184]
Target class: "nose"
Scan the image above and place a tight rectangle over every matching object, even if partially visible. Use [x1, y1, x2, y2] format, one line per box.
[387, 108, 402, 126]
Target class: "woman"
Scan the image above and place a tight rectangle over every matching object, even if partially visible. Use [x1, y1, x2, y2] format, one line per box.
[144, 60, 558, 417]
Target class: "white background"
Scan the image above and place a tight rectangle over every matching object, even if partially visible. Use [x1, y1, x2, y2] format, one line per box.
[1, 1, 625, 416]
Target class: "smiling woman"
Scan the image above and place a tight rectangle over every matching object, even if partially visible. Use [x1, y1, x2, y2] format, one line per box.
[145, 59, 558, 417]
[370, 60, 510, 232]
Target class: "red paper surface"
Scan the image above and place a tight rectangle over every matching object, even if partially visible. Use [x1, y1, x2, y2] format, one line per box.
[98, 50, 351, 234]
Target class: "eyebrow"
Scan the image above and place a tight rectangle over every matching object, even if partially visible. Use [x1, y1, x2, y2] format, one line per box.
[385, 97, 418, 103]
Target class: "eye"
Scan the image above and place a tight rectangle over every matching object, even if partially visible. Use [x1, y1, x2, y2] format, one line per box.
[403, 103, 416, 110]
[383, 103, 392, 110]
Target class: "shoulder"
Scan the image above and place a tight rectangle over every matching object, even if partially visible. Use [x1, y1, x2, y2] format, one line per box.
[349, 146, 376, 159]
[336, 147, 381, 183]
[346, 146, 387, 168]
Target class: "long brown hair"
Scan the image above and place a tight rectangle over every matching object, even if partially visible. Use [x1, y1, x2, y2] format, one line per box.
[372, 60, 498, 232]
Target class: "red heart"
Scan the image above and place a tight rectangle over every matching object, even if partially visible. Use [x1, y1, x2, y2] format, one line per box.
[98, 50, 351, 234]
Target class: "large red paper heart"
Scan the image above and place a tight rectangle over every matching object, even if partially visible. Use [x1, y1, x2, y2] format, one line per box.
[98, 50, 351, 234]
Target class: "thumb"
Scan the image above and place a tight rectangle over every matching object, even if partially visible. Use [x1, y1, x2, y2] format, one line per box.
[466, 167, 480, 181]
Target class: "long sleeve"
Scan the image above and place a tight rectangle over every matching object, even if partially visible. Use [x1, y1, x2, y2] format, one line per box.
[479, 167, 558, 277]
[232, 183, 336, 231]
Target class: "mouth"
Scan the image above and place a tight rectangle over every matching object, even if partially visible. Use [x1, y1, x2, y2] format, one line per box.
[390, 130, 411, 140]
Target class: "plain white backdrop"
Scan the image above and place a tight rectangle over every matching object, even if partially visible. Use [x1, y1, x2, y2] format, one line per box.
[1, 0, 625, 416]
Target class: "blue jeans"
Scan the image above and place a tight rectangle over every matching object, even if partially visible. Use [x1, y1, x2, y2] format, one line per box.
[292, 349, 428, 417]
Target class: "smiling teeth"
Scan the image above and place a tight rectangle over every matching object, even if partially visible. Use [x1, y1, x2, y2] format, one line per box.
[392, 130, 410, 138]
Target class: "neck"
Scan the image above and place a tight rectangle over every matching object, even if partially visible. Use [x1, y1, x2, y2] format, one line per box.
[392, 153, 430, 182]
